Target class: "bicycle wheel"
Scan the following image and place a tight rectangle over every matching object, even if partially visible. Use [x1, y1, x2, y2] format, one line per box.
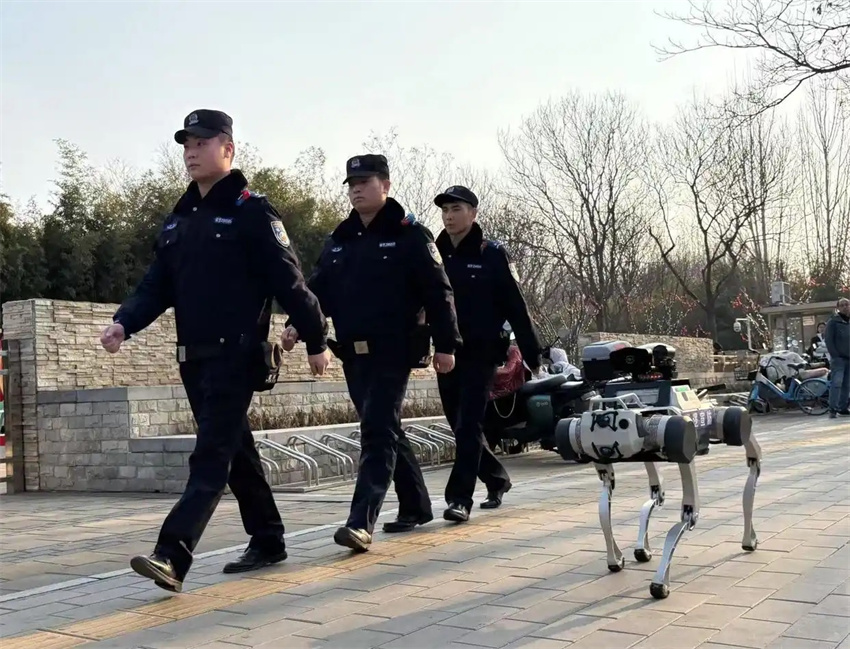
[797, 379, 830, 416]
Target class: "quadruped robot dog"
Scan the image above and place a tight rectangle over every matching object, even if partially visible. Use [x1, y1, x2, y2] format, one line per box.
[552, 341, 763, 599]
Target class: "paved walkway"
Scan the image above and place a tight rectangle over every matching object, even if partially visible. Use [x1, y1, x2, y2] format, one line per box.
[0, 413, 848, 649]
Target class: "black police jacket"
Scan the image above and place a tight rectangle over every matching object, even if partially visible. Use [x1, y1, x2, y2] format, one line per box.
[435, 223, 543, 368]
[113, 170, 328, 355]
[305, 198, 461, 359]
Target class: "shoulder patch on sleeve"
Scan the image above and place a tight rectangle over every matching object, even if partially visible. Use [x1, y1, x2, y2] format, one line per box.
[401, 212, 417, 226]
[483, 239, 510, 260]
[236, 189, 267, 207]
[270, 220, 291, 248]
[427, 241, 443, 265]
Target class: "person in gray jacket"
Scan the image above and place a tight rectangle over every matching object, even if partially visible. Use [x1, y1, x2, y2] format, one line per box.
[825, 297, 850, 418]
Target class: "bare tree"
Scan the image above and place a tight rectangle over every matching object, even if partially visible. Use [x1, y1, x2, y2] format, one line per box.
[290, 146, 349, 216]
[498, 91, 651, 332]
[624, 258, 700, 336]
[796, 77, 850, 294]
[484, 206, 598, 357]
[647, 96, 776, 338]
[361, 128, 456, 230]
[657, 0, 850, 115]
[153, 141, 190, 189]
[737, 108, 799, 301]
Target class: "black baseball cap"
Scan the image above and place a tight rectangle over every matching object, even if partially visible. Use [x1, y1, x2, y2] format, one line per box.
[344, 154, 390, 184]
[174, 109, 233, 144]
[435, 185, 479, 208]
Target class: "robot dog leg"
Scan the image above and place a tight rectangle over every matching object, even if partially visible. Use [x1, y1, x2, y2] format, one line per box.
[557, 403, 701, 599]
[650, 459, 699, 599]
[559, 342, 762, 599]
[713, 406, 762, 551]
[634, 462, 665, 563]
[596, 461, 667, 571]
[595, 464, 625, 571]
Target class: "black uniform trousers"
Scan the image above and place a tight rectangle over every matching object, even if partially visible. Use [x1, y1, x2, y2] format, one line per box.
[343, 356, 432, 533]
[439, 358, 511, 509]
[155, 352, 285, 577]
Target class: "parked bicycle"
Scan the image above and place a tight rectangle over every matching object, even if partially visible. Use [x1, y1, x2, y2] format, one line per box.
[747, 351, 830, 416]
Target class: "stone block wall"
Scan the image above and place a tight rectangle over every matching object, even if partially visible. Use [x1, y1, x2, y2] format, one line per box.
[1, 298, 721, 493]
[1, 299, 435, 392]
[34, 380, 442, 492]
[0, 298, 441, 492]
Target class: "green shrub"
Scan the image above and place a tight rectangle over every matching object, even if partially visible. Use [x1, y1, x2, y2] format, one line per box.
[248, 401, 445, 431]
[182, 401, 445, 434]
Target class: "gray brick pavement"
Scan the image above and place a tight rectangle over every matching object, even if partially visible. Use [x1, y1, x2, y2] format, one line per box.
[0, 413, 847, 649]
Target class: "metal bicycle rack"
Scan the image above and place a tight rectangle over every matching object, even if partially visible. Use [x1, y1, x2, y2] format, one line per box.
[257, 420, 451, 490]
[405, 432, 441, 466]
[406, 424, 456, 462]
[258, 455, 281, 484]
[287, 434, 356, 482]
[256, 438, 320, 488]
[320, 432, 362, 454]
[347, 427, 439, 466]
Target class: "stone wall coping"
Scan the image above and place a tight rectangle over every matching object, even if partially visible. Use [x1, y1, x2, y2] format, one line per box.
[128, 415, 447, 453]
[37, 379, 439, 404]
[34, 372, 729, 407]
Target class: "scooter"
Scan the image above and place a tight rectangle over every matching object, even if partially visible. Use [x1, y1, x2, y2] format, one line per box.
[483, 340, 598, 454]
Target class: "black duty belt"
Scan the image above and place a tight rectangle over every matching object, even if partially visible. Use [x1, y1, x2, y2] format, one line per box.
[327, 339, 372, 358]
[328, 332, 431, 369]
[176, 336, 249, 363]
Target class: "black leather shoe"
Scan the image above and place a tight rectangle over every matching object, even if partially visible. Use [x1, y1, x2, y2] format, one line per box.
[222, 547, 287, 574]
[481, 483, 512, 509]
[333, 527, 372, 552]
[443, 503, 470, 523]
[130, 553, 183, 593]
[382, 512, 434, 533]
[839, 410, 850, 416]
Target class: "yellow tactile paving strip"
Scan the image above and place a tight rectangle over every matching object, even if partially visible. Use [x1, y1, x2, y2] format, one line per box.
[61, 611, 166, 641]
[0, 432, 842, 649]
[0, 632, 87, 649]
[0, 505, 538, 649]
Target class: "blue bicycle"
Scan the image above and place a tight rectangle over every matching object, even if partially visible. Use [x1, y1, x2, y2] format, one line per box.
[747, 357, 830, 416]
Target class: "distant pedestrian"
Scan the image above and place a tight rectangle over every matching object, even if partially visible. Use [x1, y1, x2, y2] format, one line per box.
[825, 297, 850, 418]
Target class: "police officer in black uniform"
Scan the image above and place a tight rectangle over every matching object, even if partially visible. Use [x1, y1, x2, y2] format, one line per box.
[433, 185, 544, 522]
[101, 109, 330, 592]
[282, 155, 461, 552]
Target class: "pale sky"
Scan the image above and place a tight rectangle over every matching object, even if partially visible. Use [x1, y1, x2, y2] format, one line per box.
[2, 0, 753, 212]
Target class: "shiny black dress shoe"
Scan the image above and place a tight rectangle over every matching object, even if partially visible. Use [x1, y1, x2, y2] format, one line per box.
[333, 527, 372, 552]
[481, 483, 512, 509]
[382, 512, 433, 533]
[130, 553, 183, 593]
[443, 503, 470, 522]
[223, 546, 287, 574]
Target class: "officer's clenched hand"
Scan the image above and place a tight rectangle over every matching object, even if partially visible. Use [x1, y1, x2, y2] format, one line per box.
[100, 323, 126, 354]
[433, 352, 455, 374]
[281, 326, 299, 352]
[308, 349, 331, 377]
